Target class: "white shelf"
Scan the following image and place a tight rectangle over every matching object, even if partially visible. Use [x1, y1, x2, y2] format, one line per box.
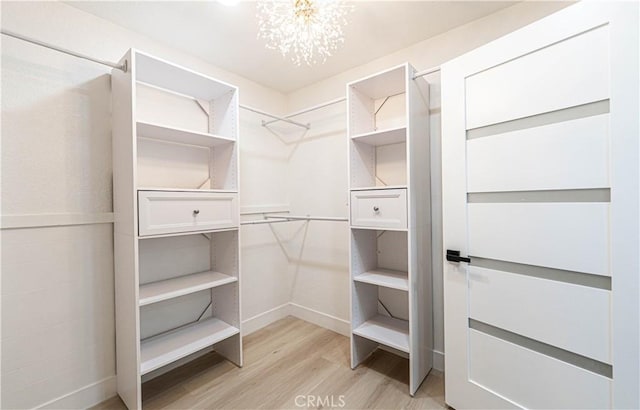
[354, 269, 408, 291]
[137, 187, 238, 194]
[139, 271, 237, 306]
[353, 315, 410, 353]
[140, 317, 239, 375]
[137, 121, 235, 147]
[136, 50, 236, 101]
[350, 185, 407, 191]
[351, 126, 406, 146]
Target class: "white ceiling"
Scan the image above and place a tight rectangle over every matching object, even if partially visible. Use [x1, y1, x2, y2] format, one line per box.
[66, 1, 517, 93]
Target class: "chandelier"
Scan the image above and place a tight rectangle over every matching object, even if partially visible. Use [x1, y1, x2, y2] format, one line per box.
[257, 0, 353, 66]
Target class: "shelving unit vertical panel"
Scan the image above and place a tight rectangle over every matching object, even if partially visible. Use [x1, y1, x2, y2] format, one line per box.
[210, 229, 242, 366]
[349, 141, 376, 188]
[406, 65, 433, 395]
[209, 89, 238, 139]
[348, 87, 375, 136]
[210, 89, 239, 190]
[350, 229, 379, 368]
[112, 50, 142, 410]
[212, 142, 238, 191]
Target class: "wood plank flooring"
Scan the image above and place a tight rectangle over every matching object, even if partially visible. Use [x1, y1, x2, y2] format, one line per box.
[93, 317, 446, 409]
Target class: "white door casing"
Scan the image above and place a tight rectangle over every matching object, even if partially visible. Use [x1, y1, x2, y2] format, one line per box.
[442, 2, 639, 409]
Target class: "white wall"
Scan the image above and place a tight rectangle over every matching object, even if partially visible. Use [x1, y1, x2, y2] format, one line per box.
[284, 0, 571, 370]
[1, 1, 289, 408]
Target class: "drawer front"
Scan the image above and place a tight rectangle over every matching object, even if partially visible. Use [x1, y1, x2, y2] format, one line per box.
[350, 189, 407, 229]
[138, 191, 238, 236]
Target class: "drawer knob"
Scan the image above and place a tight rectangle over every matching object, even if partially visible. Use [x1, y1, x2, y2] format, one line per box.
[193, 209, 200, 216]
[373, 206, 380, 212]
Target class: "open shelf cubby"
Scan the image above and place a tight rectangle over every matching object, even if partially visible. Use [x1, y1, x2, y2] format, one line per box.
[353, 315, 410, 353]
[140, 316, 239, 376]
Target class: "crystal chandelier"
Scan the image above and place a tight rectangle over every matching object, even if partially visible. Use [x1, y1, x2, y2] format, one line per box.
[257, 0, 353, 66]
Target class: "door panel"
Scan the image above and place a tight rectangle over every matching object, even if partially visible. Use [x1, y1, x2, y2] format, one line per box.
[468, 203, 609, 275]
[469, 330, 612, 409]
[469, 266, 611, 363]
[465, 25, 609, 129]
[467, 114, 609, 192]
[442, 3, 639, 409]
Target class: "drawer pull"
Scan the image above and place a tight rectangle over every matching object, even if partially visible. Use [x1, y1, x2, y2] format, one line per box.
[373, 206, 380, 213]
[193, 209, 200, 216]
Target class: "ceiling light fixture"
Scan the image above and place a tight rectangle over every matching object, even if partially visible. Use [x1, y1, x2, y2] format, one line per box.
[257, 0, 353, 66]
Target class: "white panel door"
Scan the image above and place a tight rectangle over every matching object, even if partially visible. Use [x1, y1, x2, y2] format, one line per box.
[442, 2, 638, 409]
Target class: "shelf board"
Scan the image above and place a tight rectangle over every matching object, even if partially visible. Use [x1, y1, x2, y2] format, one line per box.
[353, 315, 410, 353]
[350, 185, 407, 191]
[354, 269, 408, 291]
[137, 227, 239, 240]
[137, 121, 235, 147]
[139, 271, 237, 307]
[350, 226, 408, 233]
[351, 126, 406, 146]
[135, 50, 237, 101]
[140, 317, 239, 375]
[137, 187, 237, 194]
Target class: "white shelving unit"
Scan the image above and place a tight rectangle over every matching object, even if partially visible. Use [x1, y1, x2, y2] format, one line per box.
[347, 63, 433, 396]
[112, 49, 242, 410]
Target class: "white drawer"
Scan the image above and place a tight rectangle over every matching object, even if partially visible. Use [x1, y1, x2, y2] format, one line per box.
[138, 190, 238, 236]
[350, 189, 407, 230]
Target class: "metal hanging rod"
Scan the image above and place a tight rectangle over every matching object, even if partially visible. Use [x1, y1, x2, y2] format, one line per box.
[240, 219, 292, 226]
[265, 215, 348, 222]
[1, 29, 127, 72]
[241, 214, 348, 225]
[240, 104, 310, 130]
[413, 65, 441, 79]
[262, 97, 347, 126]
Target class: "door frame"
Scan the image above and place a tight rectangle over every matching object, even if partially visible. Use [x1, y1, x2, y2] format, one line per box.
[441, 2, 639, 408]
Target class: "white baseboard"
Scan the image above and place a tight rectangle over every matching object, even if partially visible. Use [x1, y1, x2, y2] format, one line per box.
[433, 349, 445, 372]
[288, 303, 350, 337]
[242, 303, 290, 335]
[36, 376, 116, 410]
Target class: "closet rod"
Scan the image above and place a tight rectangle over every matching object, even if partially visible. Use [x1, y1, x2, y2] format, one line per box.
[262, 97, 347, 126]
[240, 104, 310, 129]
[265, 215, 348, 222]
[240, 219, 292, 226]
[413, 65, 441, 79]
[1, 29, 128, 72]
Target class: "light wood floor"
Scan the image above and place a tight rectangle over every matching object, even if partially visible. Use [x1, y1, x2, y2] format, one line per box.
[93, 317, 446, 409]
